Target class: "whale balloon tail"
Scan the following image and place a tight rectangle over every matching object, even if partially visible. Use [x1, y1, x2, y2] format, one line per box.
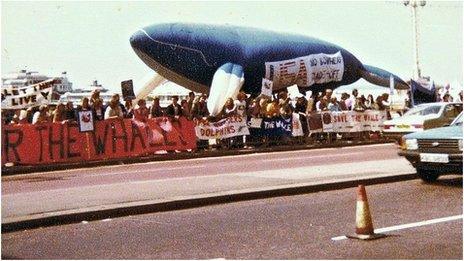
[360, 64, 409, 90]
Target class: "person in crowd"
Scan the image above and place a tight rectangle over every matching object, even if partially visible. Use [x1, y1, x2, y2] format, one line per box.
[17, 109, 29, 124]
[305, 92, 319, 114]
[265, 98, 280, 118]
[111, 94, 127, 116]
[65, 101, 76, 122]
[187, 91, 196, 112]
[259, 97, 270, 117]
[234, 92, 247, 118]
[346, 88, 359, 110]
[190, 95, 210, 150]
[52, 103, 67, 123]
[124, 99, 134, 118]
[353, 97, 367, 112]
[149, 97, 164, 118]
[32, 105, 50, 124]
[191, 94, 209, 119]
[133, 99, 150, 122]
[442, 93, 452, 102]
[77, 97, 91, 112]
[166, 96, 183, 120]
[104, 99, 124, 119]
[323, 89, 333, 101]
[365, 94, 375, 110]
[327, 97, 341, 112]
[9, 113, 20, 125]
[90, 89, 101, 106]
[91, 98, 105, 121]
[180, 99, 191, 119]
[221, 97, 236, 117]
[247, 98, 261, 118]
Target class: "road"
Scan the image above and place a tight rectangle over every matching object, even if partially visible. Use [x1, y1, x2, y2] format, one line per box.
[2, 177, 462, 259]
[2, 143, 416, 226]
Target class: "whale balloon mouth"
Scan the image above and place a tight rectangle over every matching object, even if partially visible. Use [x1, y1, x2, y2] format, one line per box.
[130, 29, 214, 67]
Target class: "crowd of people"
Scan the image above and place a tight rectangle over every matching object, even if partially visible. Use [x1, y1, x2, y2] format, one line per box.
[3, 87, 461, 149]
[0, 87, 405, 127]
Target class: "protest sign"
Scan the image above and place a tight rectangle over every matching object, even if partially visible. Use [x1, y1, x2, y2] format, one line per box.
[1, 78, 57, 109]
[121, 80, 136, 100]
[78, 111, 95, 132]
[195, 116, 250, 140]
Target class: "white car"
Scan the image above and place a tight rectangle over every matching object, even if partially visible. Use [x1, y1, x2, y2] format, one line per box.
[382, 102, 462, 141]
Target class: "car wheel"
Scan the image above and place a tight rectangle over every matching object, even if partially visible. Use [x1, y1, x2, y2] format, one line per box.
[417, 168, 440, 182]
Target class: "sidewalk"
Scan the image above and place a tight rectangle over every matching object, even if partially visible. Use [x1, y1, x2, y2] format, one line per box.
[2, 156, 417, 232]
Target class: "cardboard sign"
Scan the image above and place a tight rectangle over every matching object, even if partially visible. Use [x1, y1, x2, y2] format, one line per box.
[261, 78, 273, 97]
[1, 78, 57, 109]
[121, 80, 136, 100]
[78, 110, 95, 132]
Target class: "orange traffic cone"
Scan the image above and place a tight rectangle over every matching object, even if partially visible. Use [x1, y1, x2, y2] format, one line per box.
[347, 185, 386, 240]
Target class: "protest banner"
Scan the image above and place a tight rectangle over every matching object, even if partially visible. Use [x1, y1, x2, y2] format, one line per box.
[1, 78, 58, 109]
[321, 111, 387, 132]
[262, 116, 292, 137]
[195, 116, 249, 140]
[2, 117, 196, 165]
[264, 52, 344, 89]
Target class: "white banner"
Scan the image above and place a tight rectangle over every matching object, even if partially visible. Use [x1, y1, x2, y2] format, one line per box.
[322, 111, 387, 132]
[265, 52, 344, 89]
[1, 78, 58, 109]
[195, 116, 250, 140]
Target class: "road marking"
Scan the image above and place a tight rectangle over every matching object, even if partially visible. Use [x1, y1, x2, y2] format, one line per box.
[331, 214, 463, 241]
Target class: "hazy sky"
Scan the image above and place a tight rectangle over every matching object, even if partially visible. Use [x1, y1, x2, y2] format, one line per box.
[2, 1, 462, 93]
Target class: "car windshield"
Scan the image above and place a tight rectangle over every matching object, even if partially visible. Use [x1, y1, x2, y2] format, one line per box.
[404, 105, 442, 116]
[451, 112, 463, 126]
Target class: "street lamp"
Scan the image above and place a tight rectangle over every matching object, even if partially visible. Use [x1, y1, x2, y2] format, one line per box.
[404, 0, 426, 80]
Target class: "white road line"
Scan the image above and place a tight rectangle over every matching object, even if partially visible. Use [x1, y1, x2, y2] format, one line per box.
[331, 214, 463, 241]
[261, 152, 365, 162]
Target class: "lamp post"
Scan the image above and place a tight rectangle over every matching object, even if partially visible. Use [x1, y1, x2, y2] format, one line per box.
[404, 0, 426, 80]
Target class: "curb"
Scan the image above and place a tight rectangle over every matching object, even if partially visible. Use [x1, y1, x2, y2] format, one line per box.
[2, 171, 416, 233]
[2, 140, 393, 176]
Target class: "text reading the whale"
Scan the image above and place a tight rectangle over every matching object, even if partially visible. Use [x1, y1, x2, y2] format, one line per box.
[264, 52, 344, 88]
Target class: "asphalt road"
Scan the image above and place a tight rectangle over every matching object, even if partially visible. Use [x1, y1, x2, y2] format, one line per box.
[2, 177, 462, 259]
[2, 143, 403, 194]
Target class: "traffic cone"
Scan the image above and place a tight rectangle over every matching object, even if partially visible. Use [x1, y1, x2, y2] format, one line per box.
[346, 185, 386, 240]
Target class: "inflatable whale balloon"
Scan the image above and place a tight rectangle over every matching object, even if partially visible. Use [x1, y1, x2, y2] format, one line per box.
[130, 23, 408, 116]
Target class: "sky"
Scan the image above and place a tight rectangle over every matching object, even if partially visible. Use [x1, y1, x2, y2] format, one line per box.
[1, 1, 462, 94]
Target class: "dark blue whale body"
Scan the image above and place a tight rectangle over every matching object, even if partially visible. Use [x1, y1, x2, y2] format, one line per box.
[130, 23, 408, 102]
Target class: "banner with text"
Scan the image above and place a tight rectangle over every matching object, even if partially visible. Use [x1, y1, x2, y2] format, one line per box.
[265, 52, 344, 89]
[2, 117, 196, 165]
[1, 78, 59, 109]
[321, 110, 387, 132]
[195, 116, 250, 140]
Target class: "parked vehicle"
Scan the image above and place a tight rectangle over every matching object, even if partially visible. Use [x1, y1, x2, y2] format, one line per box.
[398, 112, 463, 182]
[382, 102, 462, 141]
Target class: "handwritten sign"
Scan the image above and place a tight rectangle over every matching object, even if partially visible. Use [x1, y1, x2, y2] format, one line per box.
[265, 52, 344, 89]
[1, 78, 58, 109]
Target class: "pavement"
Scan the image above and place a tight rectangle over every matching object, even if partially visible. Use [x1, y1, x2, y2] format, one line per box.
[1, 143, 418, 232]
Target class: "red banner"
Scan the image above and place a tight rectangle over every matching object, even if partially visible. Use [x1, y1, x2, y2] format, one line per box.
[2, 117, 196, 165]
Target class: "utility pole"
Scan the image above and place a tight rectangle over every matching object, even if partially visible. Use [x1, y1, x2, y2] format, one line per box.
[403, 0, 426, 80]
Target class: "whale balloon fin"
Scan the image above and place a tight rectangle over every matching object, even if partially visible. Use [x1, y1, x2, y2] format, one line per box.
[207, 63, 245, 116]
[134, 71, 166, 103]
[360, 64, 409, 90]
